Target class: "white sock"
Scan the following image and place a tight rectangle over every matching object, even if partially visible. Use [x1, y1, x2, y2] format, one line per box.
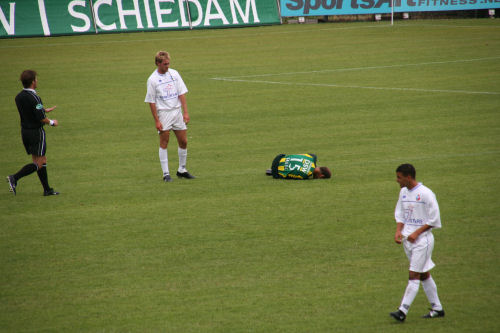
[159, 147, 169, 176]
[399, 280, 420, 314]
[178, 147, 187, 173]
[422, 276, 443, 311]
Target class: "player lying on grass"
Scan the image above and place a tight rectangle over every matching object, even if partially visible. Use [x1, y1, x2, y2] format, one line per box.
[265, 153, 331, 180]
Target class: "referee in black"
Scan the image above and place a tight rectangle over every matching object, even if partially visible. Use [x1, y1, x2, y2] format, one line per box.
[7, 70, 59, 196]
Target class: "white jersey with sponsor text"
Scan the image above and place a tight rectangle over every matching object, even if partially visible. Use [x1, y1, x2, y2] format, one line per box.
[145, 68, 188, 111]
[395, 183, 441, 238]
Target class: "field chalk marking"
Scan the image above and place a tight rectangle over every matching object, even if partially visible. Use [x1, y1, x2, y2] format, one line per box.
[212, 78, 500, 95]
[1, 22, 498, 49]
[0, 24, 387, 49]
[213, 57, 500, 80]
[212, 57, 500, 95]
[333, 150, 500, 167]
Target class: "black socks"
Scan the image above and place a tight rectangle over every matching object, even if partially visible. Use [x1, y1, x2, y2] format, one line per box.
[13, 163, 52, 192]
[14, 163, 38, 181]
[37, 164, 51, 192]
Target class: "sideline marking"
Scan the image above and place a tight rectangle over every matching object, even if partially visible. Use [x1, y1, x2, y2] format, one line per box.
[212, 57, 500, 80]
[333, 150, 500, 167]
[1, 22, 498, 49]
[212, 78, 500, 95]
[0, 25, 387, 49]
[212, 57, 500, 95]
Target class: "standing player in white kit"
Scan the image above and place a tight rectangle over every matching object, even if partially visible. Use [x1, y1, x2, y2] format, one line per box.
[390, 164, 445, 322]
[145, 51, 195, 182]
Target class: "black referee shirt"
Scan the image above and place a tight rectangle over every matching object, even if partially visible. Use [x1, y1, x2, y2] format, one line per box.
[15, 89, 46, 129]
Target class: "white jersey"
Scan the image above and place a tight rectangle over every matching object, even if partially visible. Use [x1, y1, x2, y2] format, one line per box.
[395, 183, 441, 238]
[144, 68, 188, 111]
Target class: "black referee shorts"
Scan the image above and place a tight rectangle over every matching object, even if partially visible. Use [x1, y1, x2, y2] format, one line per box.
[21, 127, 46, 156]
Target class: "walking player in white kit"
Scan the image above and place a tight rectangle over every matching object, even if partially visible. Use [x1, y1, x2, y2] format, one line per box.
[390, 164, 445, 322]
[145, 51, 195, 182]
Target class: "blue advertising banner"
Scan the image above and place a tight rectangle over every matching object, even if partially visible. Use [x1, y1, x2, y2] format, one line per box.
[280, 0, 500, 16]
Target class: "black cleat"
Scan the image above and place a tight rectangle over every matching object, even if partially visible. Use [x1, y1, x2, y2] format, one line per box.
[265, 169, 272, 176]
[390, 310, 406, 322]
[163, 174, 173, 182]
[43, 189, 60, 196]
[176, 171, 195, 179]
[7, 175, 17, 195]
[422, 309, 445, 318]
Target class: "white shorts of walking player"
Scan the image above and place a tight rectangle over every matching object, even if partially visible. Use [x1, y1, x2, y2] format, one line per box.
[158, 108, 187, 132]
[403, 231, 435, 273]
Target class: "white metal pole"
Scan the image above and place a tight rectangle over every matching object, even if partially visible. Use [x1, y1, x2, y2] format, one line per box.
[391, 0, 394, 26]
[88, 0, 98, 34]
[276, 0, 282, 24]
[185, 0, 193, 30]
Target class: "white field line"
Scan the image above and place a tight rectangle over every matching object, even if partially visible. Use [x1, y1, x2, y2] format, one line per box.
[0, 24, 388, 49]
[332, 150, 500, 167]
[213, 57, 500, 80]
[212, 78, 500, 95]
[397, 23, 500, 29]
[211, 57, 500, 95]
[0, 22, 498, 49]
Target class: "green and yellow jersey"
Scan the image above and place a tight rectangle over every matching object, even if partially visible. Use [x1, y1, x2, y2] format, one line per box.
[271, 153, 317, 180]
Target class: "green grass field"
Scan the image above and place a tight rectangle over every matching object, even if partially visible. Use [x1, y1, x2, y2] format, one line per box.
[1, 19, 499, 332]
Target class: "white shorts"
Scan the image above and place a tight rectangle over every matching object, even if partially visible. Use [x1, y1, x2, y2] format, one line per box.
[158, 108, 187, 132]
[403, 231, 435, 273]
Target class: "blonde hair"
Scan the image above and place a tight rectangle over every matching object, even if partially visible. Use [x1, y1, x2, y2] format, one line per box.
[155, 51, 170, 65]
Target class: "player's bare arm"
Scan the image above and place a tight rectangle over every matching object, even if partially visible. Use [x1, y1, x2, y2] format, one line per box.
[407, 224, 433, 243]
[179, 94, 189, 124]
[148, 103, 162, 131]
[395, 222, 404, 244]
[45, 106, 57, 112]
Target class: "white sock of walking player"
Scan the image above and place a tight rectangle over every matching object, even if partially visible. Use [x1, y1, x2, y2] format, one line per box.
[422, 276, 443, 311]
[399, 279, 420, 314]
[178, 147, 187, 173]
[159, 147, 169, 176]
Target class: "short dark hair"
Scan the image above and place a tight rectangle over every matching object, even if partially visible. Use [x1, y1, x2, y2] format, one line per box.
[396, 164, 416, 179]
[20, 70, 37, 88]
[320, 167, 331, 179]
